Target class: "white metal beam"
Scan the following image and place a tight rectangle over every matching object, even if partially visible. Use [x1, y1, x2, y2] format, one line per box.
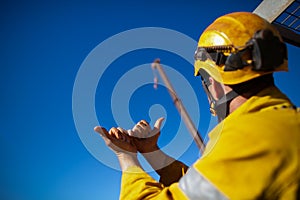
[253, 0, 295, 22]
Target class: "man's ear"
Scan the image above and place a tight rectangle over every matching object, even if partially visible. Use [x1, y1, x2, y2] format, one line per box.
[209, 77, 225, 100]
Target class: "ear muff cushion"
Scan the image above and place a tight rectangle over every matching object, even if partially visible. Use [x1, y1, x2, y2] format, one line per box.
[251, 29, 287, 71]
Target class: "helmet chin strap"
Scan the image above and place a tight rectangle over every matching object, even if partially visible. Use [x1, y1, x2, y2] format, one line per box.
[200, 72, 239, 121]
[207, 89, 239, 121]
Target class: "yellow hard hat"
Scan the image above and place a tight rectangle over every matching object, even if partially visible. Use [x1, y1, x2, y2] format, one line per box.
[194, 12, 288, 85]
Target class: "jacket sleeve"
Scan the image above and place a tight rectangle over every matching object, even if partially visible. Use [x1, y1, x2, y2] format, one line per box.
[120, 166, 189, 200]
[156, 160, 188, 186]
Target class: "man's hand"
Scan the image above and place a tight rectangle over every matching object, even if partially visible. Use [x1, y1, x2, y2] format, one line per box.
[94, 126, 137, 155]
[94, 126, 141, 171]
[127, 118, 180, 174]
[128, 117, 164, 153]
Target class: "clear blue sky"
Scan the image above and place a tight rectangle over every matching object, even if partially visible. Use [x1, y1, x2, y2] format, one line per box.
[1, 0, 299, 200]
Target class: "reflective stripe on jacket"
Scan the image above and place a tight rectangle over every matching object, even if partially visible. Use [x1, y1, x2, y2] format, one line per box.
[120, 87, 300, 199]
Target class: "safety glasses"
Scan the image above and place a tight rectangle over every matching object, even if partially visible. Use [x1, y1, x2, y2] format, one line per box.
[194, 46, 234, 65]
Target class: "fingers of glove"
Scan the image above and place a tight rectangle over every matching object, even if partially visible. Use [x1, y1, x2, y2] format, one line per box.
[154, 117, 165, 130]
[131, 125, 142, 137]
[139, 120, 151, 129]
[132, 123, 151, 138]
[138, 121, 151, 137]
[139, 120, 149, 126]
[109, 127, 123, 140]
[150, 117, 165, 137]
[127, 129, 134, 136]
[132, 125, 144, 137]
[94, 126, 115, 145]
[94, 126, 110, 138]
[117, 127, 130, 142]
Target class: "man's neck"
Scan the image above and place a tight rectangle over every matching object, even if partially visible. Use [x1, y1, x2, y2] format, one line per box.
[229, 95, 248, 114]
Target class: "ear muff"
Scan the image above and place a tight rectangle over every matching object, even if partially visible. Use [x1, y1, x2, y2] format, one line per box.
[249, 29, 287, 71]
[223, 29, 287, 72]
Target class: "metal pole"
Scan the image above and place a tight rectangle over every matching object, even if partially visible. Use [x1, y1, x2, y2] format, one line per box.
[253, 0, 294, 22]
[151, 59, 205, 153]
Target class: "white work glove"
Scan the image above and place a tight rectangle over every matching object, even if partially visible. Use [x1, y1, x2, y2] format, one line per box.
[127, 118, 165, 139]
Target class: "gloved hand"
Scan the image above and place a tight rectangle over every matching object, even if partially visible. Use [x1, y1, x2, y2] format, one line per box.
[94, 126, 141, 171]
[127, 117, 165, 153]
[94, 126, 137, 155]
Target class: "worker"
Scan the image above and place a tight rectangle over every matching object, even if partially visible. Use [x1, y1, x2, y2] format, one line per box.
[94, 12, 300, 199]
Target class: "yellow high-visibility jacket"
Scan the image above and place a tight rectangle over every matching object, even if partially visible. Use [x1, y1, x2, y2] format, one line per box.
[120, 87, 300, 200]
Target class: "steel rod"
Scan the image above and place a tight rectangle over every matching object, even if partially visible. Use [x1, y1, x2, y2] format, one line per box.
[151, 59, 205, 153]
